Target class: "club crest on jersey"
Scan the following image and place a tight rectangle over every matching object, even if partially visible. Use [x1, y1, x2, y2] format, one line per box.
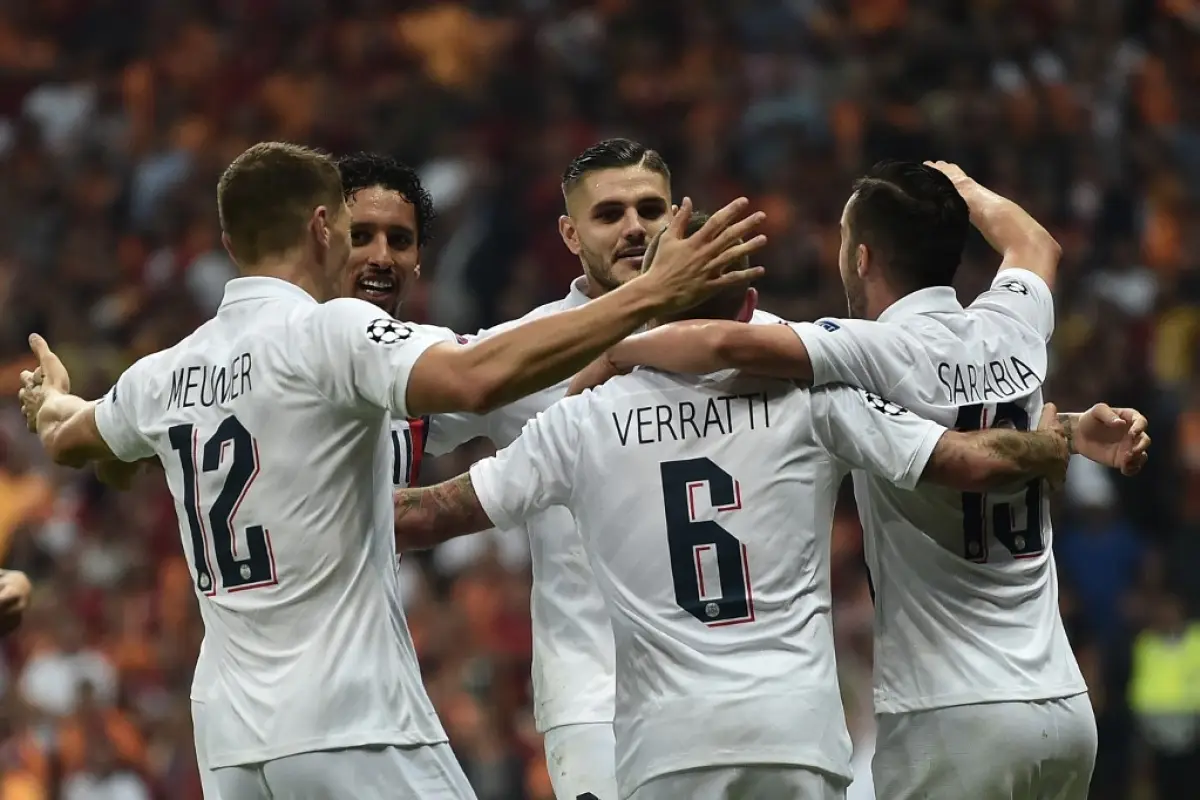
[816, 319, 841, 332]
[998, 279, 1029, 295]
[365, 319, 411, 345]
[863, 391, 908, 416]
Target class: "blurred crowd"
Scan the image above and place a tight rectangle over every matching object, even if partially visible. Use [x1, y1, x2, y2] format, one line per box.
[1, 0, 1199, 797]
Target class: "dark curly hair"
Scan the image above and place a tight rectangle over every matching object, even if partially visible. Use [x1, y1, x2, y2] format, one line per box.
[335, 152, 436, 246]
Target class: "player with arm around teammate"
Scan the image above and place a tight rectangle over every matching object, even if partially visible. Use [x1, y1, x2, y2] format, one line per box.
[571, 161, 1150, 800]
[388, 232, 1076, 800]
[16, 143, 768, 800]
[422, 139, 787, 800]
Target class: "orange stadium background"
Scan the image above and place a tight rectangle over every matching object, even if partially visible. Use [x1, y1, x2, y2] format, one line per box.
[1, 0, 1198, 798]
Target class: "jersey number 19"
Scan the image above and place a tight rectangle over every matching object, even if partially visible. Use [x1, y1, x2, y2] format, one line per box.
[955, 403, 1046, 561]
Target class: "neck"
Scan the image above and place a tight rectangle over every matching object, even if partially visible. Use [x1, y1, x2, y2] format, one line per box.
[580, 274, 607, 300]
[243, 253, 324, 300]
[865, 283, 903, 321]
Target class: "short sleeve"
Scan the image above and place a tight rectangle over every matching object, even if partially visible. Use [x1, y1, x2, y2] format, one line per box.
[967, 268, 1054, 342]
[425, 411, 493, 456]
[301, 298, 448, 418]
[809, 385, 945, 490]
[468, 396, 584, 531]
[787, 317, 916, 394]
[93, 358, 157, 462]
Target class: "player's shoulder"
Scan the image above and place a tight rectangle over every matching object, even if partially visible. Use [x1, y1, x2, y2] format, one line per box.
[748, 308, 786, 325]
[475, 295, 577, 339]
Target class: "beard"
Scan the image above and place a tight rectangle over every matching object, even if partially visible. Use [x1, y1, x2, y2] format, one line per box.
[843, 273, 867, 319]
[579, 247, 623, 294]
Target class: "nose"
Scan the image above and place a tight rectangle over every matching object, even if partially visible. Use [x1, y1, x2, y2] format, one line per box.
[619, 208, 647, 244]
[364, 232, 393, 266]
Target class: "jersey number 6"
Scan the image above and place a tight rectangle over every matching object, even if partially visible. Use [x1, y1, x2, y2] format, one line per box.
[660, 458, 755, 626]
[169, 416, 277, 595]
[955, 403, 1045, 561]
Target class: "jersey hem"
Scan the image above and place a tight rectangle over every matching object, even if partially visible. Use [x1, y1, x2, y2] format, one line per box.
[622, 752, 852, 800]
[208, 730, 450, 769]
[536, 711, 615, 734]
[873, 682, 1089, 715]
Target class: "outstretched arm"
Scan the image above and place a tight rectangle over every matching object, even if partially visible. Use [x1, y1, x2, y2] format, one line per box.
[406, 199, 766, 416]
[924, 426, 1068, 493]
[568, 321, 811, 395]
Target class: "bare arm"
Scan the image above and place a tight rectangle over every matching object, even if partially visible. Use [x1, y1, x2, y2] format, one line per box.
[922, 428, 1068, 492]
[33, 394, 115, 468]
[926, 161, 1061, 289]
[406, 198, 767, 417]
[393, 473, 492, 551]
[568, 320, 811, 396]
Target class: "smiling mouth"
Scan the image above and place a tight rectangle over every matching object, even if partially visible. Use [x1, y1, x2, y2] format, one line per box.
[355, 273, 400, 307]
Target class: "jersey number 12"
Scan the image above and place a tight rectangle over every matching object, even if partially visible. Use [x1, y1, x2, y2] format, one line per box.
[168, 416, 277, 595]
[955, 403, 1045, 561]
[660, 458, 755, 626]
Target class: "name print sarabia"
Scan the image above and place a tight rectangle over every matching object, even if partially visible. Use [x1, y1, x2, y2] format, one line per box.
[167, 353, 253, 411]
[937, 355, 1040, 405]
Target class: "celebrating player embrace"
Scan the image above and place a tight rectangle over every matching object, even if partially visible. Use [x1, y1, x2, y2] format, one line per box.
[16, 142, 767, 799]
[383, 208, 1132, 800]
[575, 161, 1150, 800]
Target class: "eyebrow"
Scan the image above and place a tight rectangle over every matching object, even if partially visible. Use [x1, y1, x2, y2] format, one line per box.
[590, 196, 669, 214]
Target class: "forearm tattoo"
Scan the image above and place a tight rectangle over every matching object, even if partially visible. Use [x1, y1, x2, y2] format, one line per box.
[979, 428, 1068, 477]
[394, 472, 491, 547]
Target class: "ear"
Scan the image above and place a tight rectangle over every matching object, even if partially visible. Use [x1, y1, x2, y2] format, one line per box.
[558, 215, 581, 256]
[736, 288, 758, 323]
[413, 262, 422, 280]
[312, 206, 331, 248]
[856, 243, 870, 279]
[221, 232, 237, 263]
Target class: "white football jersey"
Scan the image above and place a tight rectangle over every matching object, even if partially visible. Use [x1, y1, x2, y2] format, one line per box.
[425, 276, 784, 733]
[93, 277, 451, 767]
[788, 268, 1086, 714]
[468, 367, 947, 797]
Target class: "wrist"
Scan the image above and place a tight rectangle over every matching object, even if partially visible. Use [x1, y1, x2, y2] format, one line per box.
[1056, 413, 1078, 455]
[622, 272, 675, 316]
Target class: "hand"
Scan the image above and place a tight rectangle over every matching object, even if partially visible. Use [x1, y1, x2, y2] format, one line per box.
[640, 197, 767, 315]
[924, 161, 975, 192]
[1072, 403, 1150, 476]
[0, 570, 32, 637]
[1035, 402, 1070, 491]
[567, 353, 628, 396]
[18, 366, 44, 432]
[19, 334, 71, 433]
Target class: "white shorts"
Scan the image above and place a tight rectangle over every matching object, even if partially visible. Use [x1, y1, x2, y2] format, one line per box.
[873, 694, 1097, 800]
[543, 723, 618, 800]
[628, 766, 845, 800]
[214, 742, 477, 800]
[191, 700, 223, 800]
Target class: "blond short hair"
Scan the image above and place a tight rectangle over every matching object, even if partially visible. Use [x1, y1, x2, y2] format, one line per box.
[217, 142, 344, 266]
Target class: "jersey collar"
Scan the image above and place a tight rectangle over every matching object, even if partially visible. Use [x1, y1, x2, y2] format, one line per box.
[565, 276, 592, 309]
[220, 277, 318, 309]
[876, 286, 961, 323]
